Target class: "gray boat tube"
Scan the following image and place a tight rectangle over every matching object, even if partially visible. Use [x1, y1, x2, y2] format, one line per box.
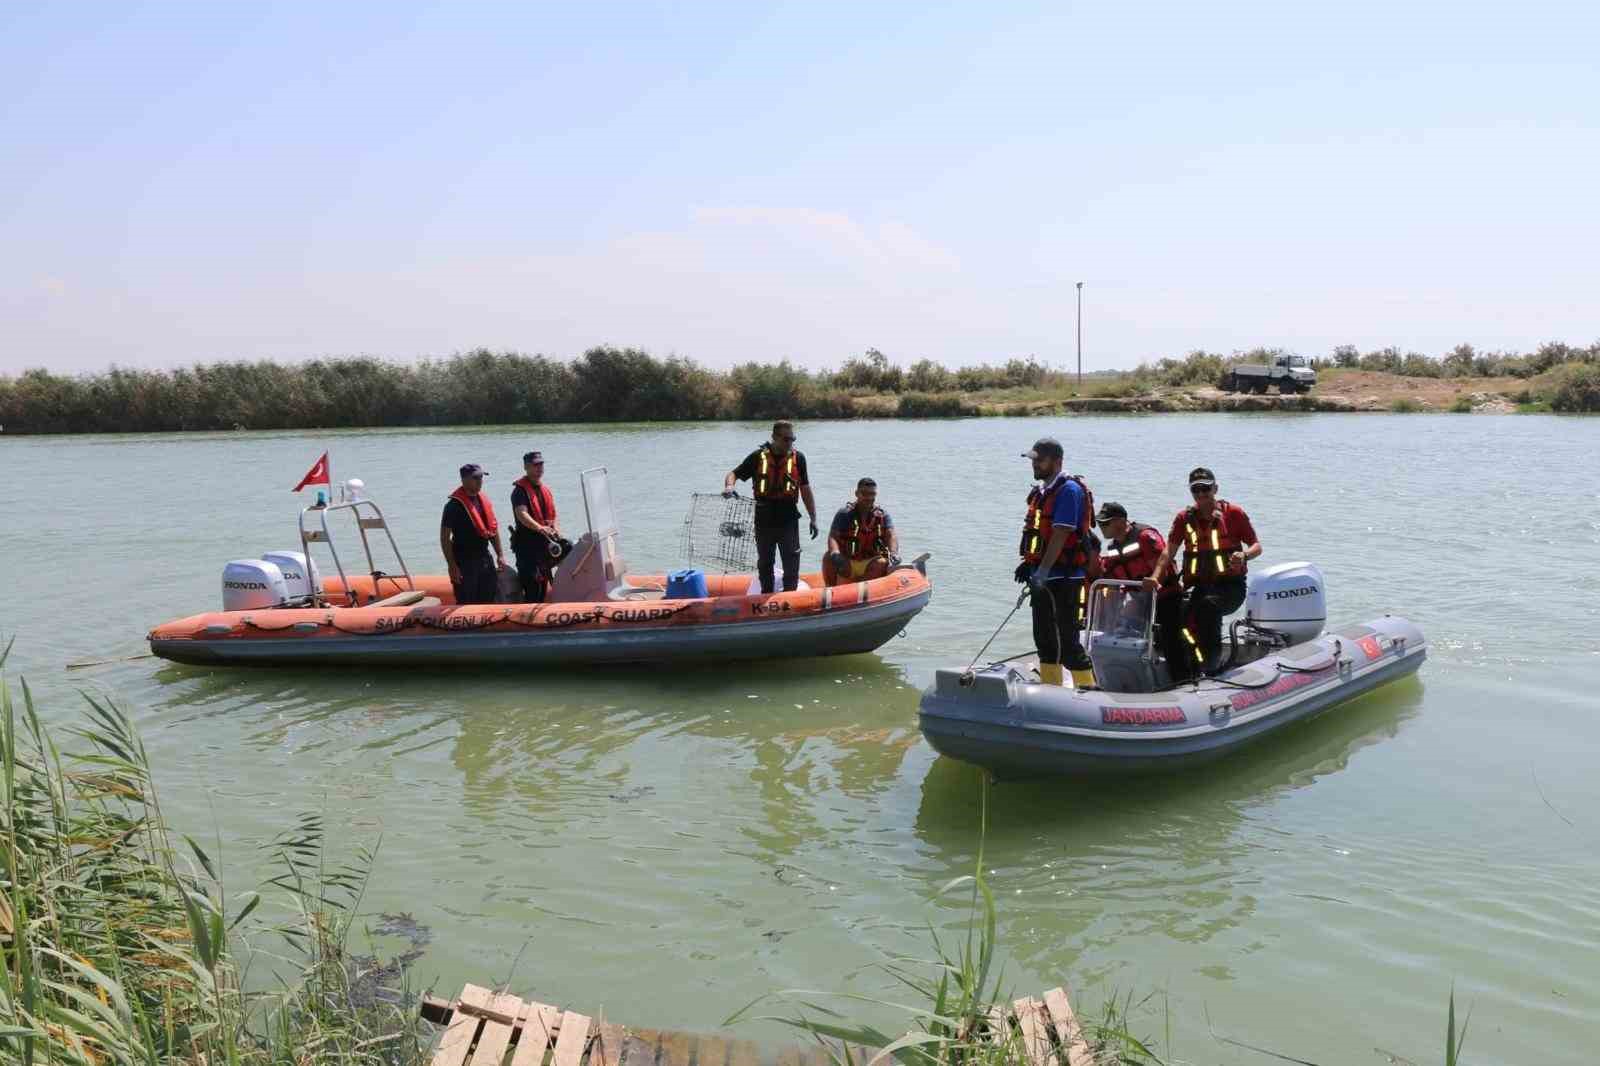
[919, 613, 1426, 779]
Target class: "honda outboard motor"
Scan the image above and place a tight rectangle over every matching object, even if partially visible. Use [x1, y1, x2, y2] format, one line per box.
[260, 550, 320, 604]
[1244, 562, 1326, 645]
[222, 560, 289, 611]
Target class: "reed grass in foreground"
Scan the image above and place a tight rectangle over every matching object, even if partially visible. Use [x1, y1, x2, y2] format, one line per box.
[0, 639, 431, 1066]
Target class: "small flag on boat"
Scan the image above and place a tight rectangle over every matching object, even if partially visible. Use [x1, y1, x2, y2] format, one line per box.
[292, 451, 331, 491]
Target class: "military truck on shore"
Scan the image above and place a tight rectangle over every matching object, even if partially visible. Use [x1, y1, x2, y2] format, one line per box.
[1219, 353, 1316, 394]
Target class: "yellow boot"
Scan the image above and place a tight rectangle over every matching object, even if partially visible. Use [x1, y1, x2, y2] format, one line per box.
[1037, 662, 1064, 686]
[1070, 667, 1097, 689]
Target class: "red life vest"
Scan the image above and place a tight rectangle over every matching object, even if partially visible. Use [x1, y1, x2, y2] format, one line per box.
[448, 487, 498, 540]
[1101, 522, 1161, 580]
[753, 445, 800, 501]
[1101, 522, 1180, 595]
[1020, 474, 1096, 569]
[842, 506, 891, 560]
[1174, 500, 1246, 587]
[513, 477, 557, 526]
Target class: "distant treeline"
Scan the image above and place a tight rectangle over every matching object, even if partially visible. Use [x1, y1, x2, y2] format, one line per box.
[3, 340, 1598, 433]
[0, 348, 1066, 433]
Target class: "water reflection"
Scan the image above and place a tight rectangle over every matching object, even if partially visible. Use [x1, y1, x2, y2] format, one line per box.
[912, 678, 1425, 973]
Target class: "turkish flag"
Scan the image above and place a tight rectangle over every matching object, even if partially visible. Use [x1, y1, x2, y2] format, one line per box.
[292, 451, 331, 492]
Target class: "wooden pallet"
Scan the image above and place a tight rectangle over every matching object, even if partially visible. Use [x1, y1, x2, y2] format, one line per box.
[422, 984, 1093, 1066]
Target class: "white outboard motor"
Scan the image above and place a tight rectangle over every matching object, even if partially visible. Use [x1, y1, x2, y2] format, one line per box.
[1244, 561, 1327, 645]
[260, 550, 320, 604]
[222, 560, 289, 611]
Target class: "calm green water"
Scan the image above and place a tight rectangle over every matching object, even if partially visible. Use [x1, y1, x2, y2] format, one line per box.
[3, 415, 1598, 1063]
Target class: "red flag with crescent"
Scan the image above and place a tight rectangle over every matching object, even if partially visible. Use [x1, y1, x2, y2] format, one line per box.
[292, 452, 331, 492]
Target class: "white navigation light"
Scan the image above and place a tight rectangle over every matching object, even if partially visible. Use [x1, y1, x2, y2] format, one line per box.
[344, 478, 365, 501]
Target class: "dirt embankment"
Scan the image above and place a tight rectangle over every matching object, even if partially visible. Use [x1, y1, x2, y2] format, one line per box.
[985, 370, 1543, 415]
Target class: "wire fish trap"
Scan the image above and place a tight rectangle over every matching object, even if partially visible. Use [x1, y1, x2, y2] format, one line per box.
[680, 492, 757, 573]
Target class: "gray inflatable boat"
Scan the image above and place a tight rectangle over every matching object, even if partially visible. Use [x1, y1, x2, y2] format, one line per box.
[919, 563, 1425, 778]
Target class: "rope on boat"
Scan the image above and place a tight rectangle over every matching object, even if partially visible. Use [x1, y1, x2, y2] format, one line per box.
[960, 588, 1030, 686]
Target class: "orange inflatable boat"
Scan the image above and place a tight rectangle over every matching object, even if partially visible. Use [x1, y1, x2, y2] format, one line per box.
[147, 468, 932, 668]
[149, 567, 931, 667]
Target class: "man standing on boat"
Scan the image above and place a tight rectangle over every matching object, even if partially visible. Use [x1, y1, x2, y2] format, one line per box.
[724, 419, 819, 594]
[823, 477, 898, 587]
[509, 450, 568, 603]
[1148, 466, 1261, 676]
[440, 463, 508, 605]
[1097, 501, 1188, 679]
[1015, 438, 1098, 688]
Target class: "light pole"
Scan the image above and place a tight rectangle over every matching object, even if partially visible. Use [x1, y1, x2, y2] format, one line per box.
[1075, 281, 1084, 389]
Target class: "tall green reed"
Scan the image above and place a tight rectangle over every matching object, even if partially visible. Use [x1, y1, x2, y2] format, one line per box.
[0, 643, 428, 1065]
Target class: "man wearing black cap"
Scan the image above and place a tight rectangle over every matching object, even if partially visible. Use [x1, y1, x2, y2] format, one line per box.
[440, 463, 508, 605]
[509, 450, 568, 603]
[1015, 437, 1098, 687]
[1149, 467, 1261, 676]
[1097, 501, 1188, 680]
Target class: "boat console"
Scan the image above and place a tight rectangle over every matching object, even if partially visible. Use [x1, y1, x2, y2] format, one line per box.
[1085, 562, 1331, 693]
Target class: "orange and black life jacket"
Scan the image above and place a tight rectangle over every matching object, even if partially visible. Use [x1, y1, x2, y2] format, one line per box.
[1020, 474, 1097, 571]
[1101, 522, 1180, 594]
[448, 487, 498, 540]
[1176, 500, 1245, 587]
[753, 444, 800, 502]
[1101, 522, 1160, 580]
[842, 506, 891, 560]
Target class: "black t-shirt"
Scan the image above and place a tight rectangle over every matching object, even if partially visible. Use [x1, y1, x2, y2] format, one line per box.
[733, 446, 810, 528]
[441, 496, 493, 566]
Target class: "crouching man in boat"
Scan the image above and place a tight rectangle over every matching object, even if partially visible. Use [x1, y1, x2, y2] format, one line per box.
[1148, 467, 1261, 676]
[1015, 438, 1098, 688]
[440, 463, 509, 605]
[823, 477, 899, 587]
[723, 419, 819, 594]
[509, 450, 570, 603]
[1097, 501, 1188, 680]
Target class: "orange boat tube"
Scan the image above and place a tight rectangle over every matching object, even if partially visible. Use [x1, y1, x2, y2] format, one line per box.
[147, 566, 933, 668]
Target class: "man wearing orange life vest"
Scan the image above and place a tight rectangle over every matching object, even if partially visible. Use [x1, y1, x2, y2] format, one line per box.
[724, 420, 819, 594]
[1147, 466, 1261, 677]
[1015, 437, 1097, 688]
[509, 450, 570, 603]
[823, 477, 898, 587]
[1096, 501, 1188, 680]
[440, 463, 508, 605]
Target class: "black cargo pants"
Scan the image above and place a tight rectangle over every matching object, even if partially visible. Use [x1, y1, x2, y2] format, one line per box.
[755, 518, 802, 593]
[1030, 576, 1092, 669]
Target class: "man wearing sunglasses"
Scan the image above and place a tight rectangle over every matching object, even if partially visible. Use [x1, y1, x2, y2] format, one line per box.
[724, 419, 819, 594]
[440, 463, 509, 605]
[1148, 466, 1260, 678]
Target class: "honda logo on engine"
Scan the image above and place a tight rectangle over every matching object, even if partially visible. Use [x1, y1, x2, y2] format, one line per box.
[1265, 586, 1316, 600]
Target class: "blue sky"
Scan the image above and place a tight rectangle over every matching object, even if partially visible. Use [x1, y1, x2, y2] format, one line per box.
[3, 1, 1596, 373]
